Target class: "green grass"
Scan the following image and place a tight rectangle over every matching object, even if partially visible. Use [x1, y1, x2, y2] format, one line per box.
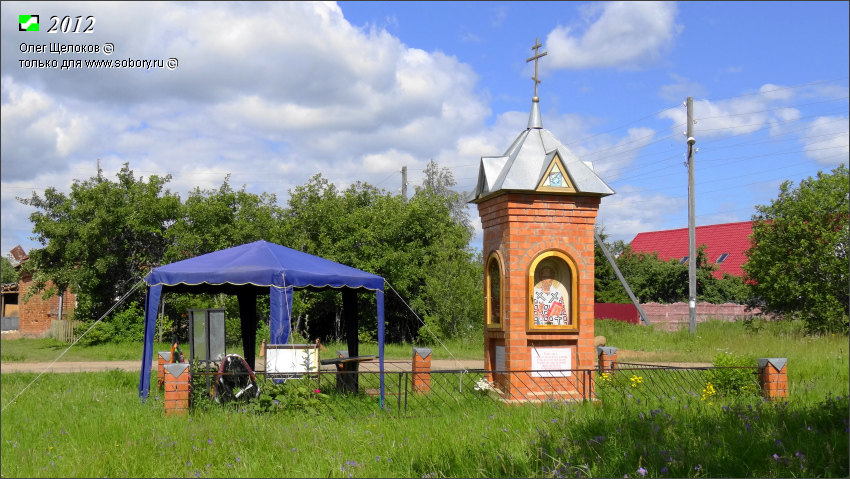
[0, 338, 174, 363]
[1, 369, 847, 478]
[596, 318, 850, 402]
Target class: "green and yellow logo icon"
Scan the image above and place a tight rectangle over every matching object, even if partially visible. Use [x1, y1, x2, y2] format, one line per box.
[19, 15, 39, 32]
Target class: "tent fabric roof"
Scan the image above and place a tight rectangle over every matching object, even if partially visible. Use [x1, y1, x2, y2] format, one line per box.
[145, 240, 384, 291]
[629, 221, 755, 278]
[470, 99, 615, 202]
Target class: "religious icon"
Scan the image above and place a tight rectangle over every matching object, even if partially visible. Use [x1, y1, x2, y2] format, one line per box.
[532, 259, 571, 326]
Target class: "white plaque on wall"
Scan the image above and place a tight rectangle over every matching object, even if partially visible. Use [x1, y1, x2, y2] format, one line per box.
[494, 345, 505, 372]
[531, 346, 572, 377]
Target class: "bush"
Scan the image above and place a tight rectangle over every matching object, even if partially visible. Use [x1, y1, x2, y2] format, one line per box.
[75, 300, 146, 345]
[708, 351, 759, 398]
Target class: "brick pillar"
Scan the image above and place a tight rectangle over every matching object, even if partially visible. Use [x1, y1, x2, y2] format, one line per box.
[157, 351, 171, 389]
[758, 358, 788, 399]
[597, 346, 618, 373]
[164, 363, 191, 416]
[412, 347, 432, 394]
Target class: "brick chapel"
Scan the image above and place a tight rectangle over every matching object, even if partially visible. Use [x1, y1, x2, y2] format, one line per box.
[469, 39, 614, 401]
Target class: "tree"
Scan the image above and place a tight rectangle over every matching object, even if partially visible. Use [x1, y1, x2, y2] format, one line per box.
[18, 164, 181, 323]
[279, 170, 481, 343]
[744, 165, 849, 333]
[1, 256, 18, 284]
[595, 229, 750, 305]
[164, 177, 285, 262]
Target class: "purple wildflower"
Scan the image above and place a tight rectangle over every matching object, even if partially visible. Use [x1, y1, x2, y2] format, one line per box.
[638, 466, 647, 476]
[773, 453, 780, 461]
[207, 438, 213, 445]
[661, 466, 669, 475]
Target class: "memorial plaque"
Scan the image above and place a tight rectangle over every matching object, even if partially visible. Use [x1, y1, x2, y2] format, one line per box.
[531, 346, 572, 377]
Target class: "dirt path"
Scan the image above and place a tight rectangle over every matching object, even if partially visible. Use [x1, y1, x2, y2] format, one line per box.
[0, 358, 486, 374]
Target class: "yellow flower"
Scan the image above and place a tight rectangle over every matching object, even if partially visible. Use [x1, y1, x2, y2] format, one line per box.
[701, 381, 716, 401]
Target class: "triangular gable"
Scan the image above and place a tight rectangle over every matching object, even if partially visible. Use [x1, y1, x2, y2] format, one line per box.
[535, 152, 576, 193]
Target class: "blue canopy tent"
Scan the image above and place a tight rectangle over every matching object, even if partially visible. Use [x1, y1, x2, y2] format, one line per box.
[138, 240, 385, 405]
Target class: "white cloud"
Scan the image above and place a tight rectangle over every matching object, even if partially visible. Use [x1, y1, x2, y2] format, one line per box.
[0, 1, 491, 255]
[659, 73, 707, 102]
[803, 116, 850, 165]
[546, 1, 680, 70]
[0, 78, 92, 181]
[659, 83, 801, 139]
[597, 185, 686, 242]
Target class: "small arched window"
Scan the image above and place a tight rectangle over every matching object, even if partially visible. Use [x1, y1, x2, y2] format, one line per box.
[486, 252, 504, 329]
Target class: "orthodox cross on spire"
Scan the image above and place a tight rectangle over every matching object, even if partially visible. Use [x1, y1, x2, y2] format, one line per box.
[526, 37, 548, 101]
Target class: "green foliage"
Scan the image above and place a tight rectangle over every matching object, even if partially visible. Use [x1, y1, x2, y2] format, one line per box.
[19, 164, 181, 321]
[248, 379, 329, 415]
[744, 164, 849, 334]
[18, 160, 479, 345]
[279, 170, 480, 343]
[163, 177, 285, 262]
[76, 300, 146, 345]
[708, 351, 759, 398]
[1, 256, 18, 284]
[595, 229, 751, 304]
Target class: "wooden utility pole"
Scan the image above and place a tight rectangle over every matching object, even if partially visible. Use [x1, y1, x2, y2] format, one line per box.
[401, 165, 408, 199]
[686, 97, 697, 334]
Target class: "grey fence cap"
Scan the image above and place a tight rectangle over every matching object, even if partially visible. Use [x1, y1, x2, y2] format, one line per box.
[163, 362, 190, 377]
[158, 351, 171, 361]
[412, 347, 432, 359]
[597, 346, 618, 356]
[758, 358, 787, 371]
[336, 350, 349, 359]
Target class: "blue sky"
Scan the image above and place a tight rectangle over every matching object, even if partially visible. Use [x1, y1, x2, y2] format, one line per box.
[2, 1, 848, 257]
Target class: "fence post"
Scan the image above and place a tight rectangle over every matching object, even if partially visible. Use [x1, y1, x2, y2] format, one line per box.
[163, 363, 191, 416]
[157, 351, 171, 389]
[597, 346, 618, 373]
[412, 347, 432, 394]
[758, 358, 788, 399]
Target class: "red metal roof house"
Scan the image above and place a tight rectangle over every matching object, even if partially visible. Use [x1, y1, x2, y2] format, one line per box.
[629, 221, 754, 279]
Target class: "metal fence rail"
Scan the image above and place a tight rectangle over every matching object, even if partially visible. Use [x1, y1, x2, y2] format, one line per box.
[190, 364, 762, 417]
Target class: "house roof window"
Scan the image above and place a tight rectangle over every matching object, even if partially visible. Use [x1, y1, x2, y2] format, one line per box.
[716, 253, 730, 264]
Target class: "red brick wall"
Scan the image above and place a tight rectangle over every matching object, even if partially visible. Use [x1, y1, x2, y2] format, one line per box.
[17, 273, 77, 337]
[479, 192, 600, 399]
[640, 302, 766, 331]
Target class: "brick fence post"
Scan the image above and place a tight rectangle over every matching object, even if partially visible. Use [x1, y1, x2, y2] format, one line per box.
[412, 347, 432, 394]
[157, 352, 171, 390]
[164, 363, 191, 416]
[597, 346, 618, 374]
[758, 358, 788, 399]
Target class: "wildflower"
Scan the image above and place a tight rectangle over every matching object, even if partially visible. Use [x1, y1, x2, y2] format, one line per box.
[630, 375, 643, 388]
[314, 389, 321, 394]
[660, 466, 669, 475]
[773, 453, 780, 461]
[638, 466, 647, 476]
[207, 438, 213, 445]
